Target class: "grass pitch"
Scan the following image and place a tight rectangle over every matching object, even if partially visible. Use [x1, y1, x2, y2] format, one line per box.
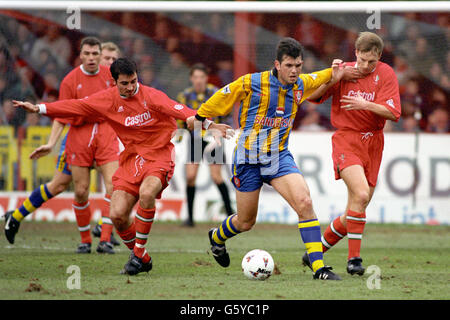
[0, 221, 449, 300]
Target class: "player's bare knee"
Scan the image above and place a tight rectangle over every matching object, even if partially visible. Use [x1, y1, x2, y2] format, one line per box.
[139, 191, 156, 209]
[47, 182, 66, 196]
[110, 210, 127, 230]
[354, 190, 370, 208]
[295, 196, 314, 219]
[74, 185, 89, 203]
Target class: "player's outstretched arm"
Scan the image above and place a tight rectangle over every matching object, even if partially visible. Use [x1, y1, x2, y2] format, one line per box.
[29, 120, 65, 160]
[13, 100, 39, 113]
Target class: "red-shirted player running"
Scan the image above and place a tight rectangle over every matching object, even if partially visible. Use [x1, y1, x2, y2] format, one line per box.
[304, 32, 401, 275]
[14, 58, 232, 275]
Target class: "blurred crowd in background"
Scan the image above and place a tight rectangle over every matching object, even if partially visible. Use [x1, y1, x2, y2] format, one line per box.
[0, 10, 449, 134]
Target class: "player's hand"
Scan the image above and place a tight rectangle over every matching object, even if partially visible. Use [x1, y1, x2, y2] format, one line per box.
[340, 94, 368, 111]
[186, 116, 197, 130]
[342, 66, 364, 82]
[207, 123, 234, 146]
[330, 59, 346, 84]
[12, 100, 39, 113]
[30, 144, 53, 160]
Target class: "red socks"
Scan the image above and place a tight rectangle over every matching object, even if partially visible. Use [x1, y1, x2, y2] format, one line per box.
[116, 222, 136, 250]
[346, 210, 366, 259]
[322, 215, 347, 253]
[100, 194, 113, 243]
[321, 210, 366, 259]
[73, 200, 92, 244]
[133, 206, 155, 264]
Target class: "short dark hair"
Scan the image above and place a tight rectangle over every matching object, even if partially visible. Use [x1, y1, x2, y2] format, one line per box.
[190, 63, 208, 76]
[110, 57, 138, 80]
[80, 36, 102, 51]
[276, 37, 304, 62]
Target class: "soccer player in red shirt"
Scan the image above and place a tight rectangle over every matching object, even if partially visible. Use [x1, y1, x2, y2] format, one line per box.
[59, 37, 120, 255]
[305, 32, 401, 275]
[4, 37, 119, 254]
[14, 58, 232, 275]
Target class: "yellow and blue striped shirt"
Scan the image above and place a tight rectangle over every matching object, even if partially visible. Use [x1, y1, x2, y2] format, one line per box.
[197, 68, 332, 162]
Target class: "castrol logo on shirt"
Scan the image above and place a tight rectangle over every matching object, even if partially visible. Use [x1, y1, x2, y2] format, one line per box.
[124, 110, 153, 127]
[347, 90, 375, 101]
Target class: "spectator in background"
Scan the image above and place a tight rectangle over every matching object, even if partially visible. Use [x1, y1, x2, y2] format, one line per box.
[392, 52, 413, 93]
[140, 66, 165, 91]
[294, 14, 324, 54]
[118, 28, 134, 57]
[208, 13, 229, 43]
[321, 37, 340, 66]
[401, 79, 423, 110]
[339, 28, 358, 62]
[159, 51, 190, 99]
[397, 23, 421, 60]
[429, 62, 442, 85]
[131, 37, 152, 67]
[35, 48, 59, 75]
[427, 108, 449, 133]
[401, 116, 421, 133]
[183, 25, 212, 66]
[7, 66, 36, 101]
[153, 18, 170, 49]
[298, 102, 327, 132]
[410, 37, 435, 77]
[30, 25, 71, 70]
[216, 60, 233, 88]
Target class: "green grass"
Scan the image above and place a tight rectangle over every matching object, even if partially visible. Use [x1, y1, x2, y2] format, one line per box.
[0, 221, 449, 300]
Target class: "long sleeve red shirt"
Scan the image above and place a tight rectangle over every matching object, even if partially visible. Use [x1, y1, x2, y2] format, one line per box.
[40, 83, 196, 162]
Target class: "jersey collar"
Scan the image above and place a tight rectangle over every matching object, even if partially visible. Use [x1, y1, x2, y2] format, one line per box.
[80, 64, 100, 76]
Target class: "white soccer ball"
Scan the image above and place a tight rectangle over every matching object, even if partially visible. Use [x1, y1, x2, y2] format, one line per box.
[241, 249, 274, 280]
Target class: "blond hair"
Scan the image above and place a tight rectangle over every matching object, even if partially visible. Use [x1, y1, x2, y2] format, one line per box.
[355, 32, 384, 55]
[101, 42, 121, 56]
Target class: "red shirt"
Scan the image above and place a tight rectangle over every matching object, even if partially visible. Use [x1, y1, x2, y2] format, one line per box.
[42, 84, 196, 162]
[317, 61, 401, 132]
[56, 64, 113, 126]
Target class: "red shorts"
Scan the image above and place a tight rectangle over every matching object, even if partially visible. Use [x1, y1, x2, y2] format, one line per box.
[65, 122, 119, 167]
[331, 129, 384, 187]
[112, 154, 175, 199]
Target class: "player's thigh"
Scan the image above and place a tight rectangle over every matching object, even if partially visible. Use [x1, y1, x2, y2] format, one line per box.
[46, 169, 72, 195]
[270, 173, 314, 218]
[110, 190, 137, 229]
[234, 188, 261, 230]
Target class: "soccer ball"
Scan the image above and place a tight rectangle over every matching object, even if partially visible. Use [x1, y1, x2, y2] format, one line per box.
[241, 249, 274, 280]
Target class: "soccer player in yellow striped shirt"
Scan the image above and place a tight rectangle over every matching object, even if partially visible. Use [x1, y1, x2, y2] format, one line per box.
[188, 37, 356, 280]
